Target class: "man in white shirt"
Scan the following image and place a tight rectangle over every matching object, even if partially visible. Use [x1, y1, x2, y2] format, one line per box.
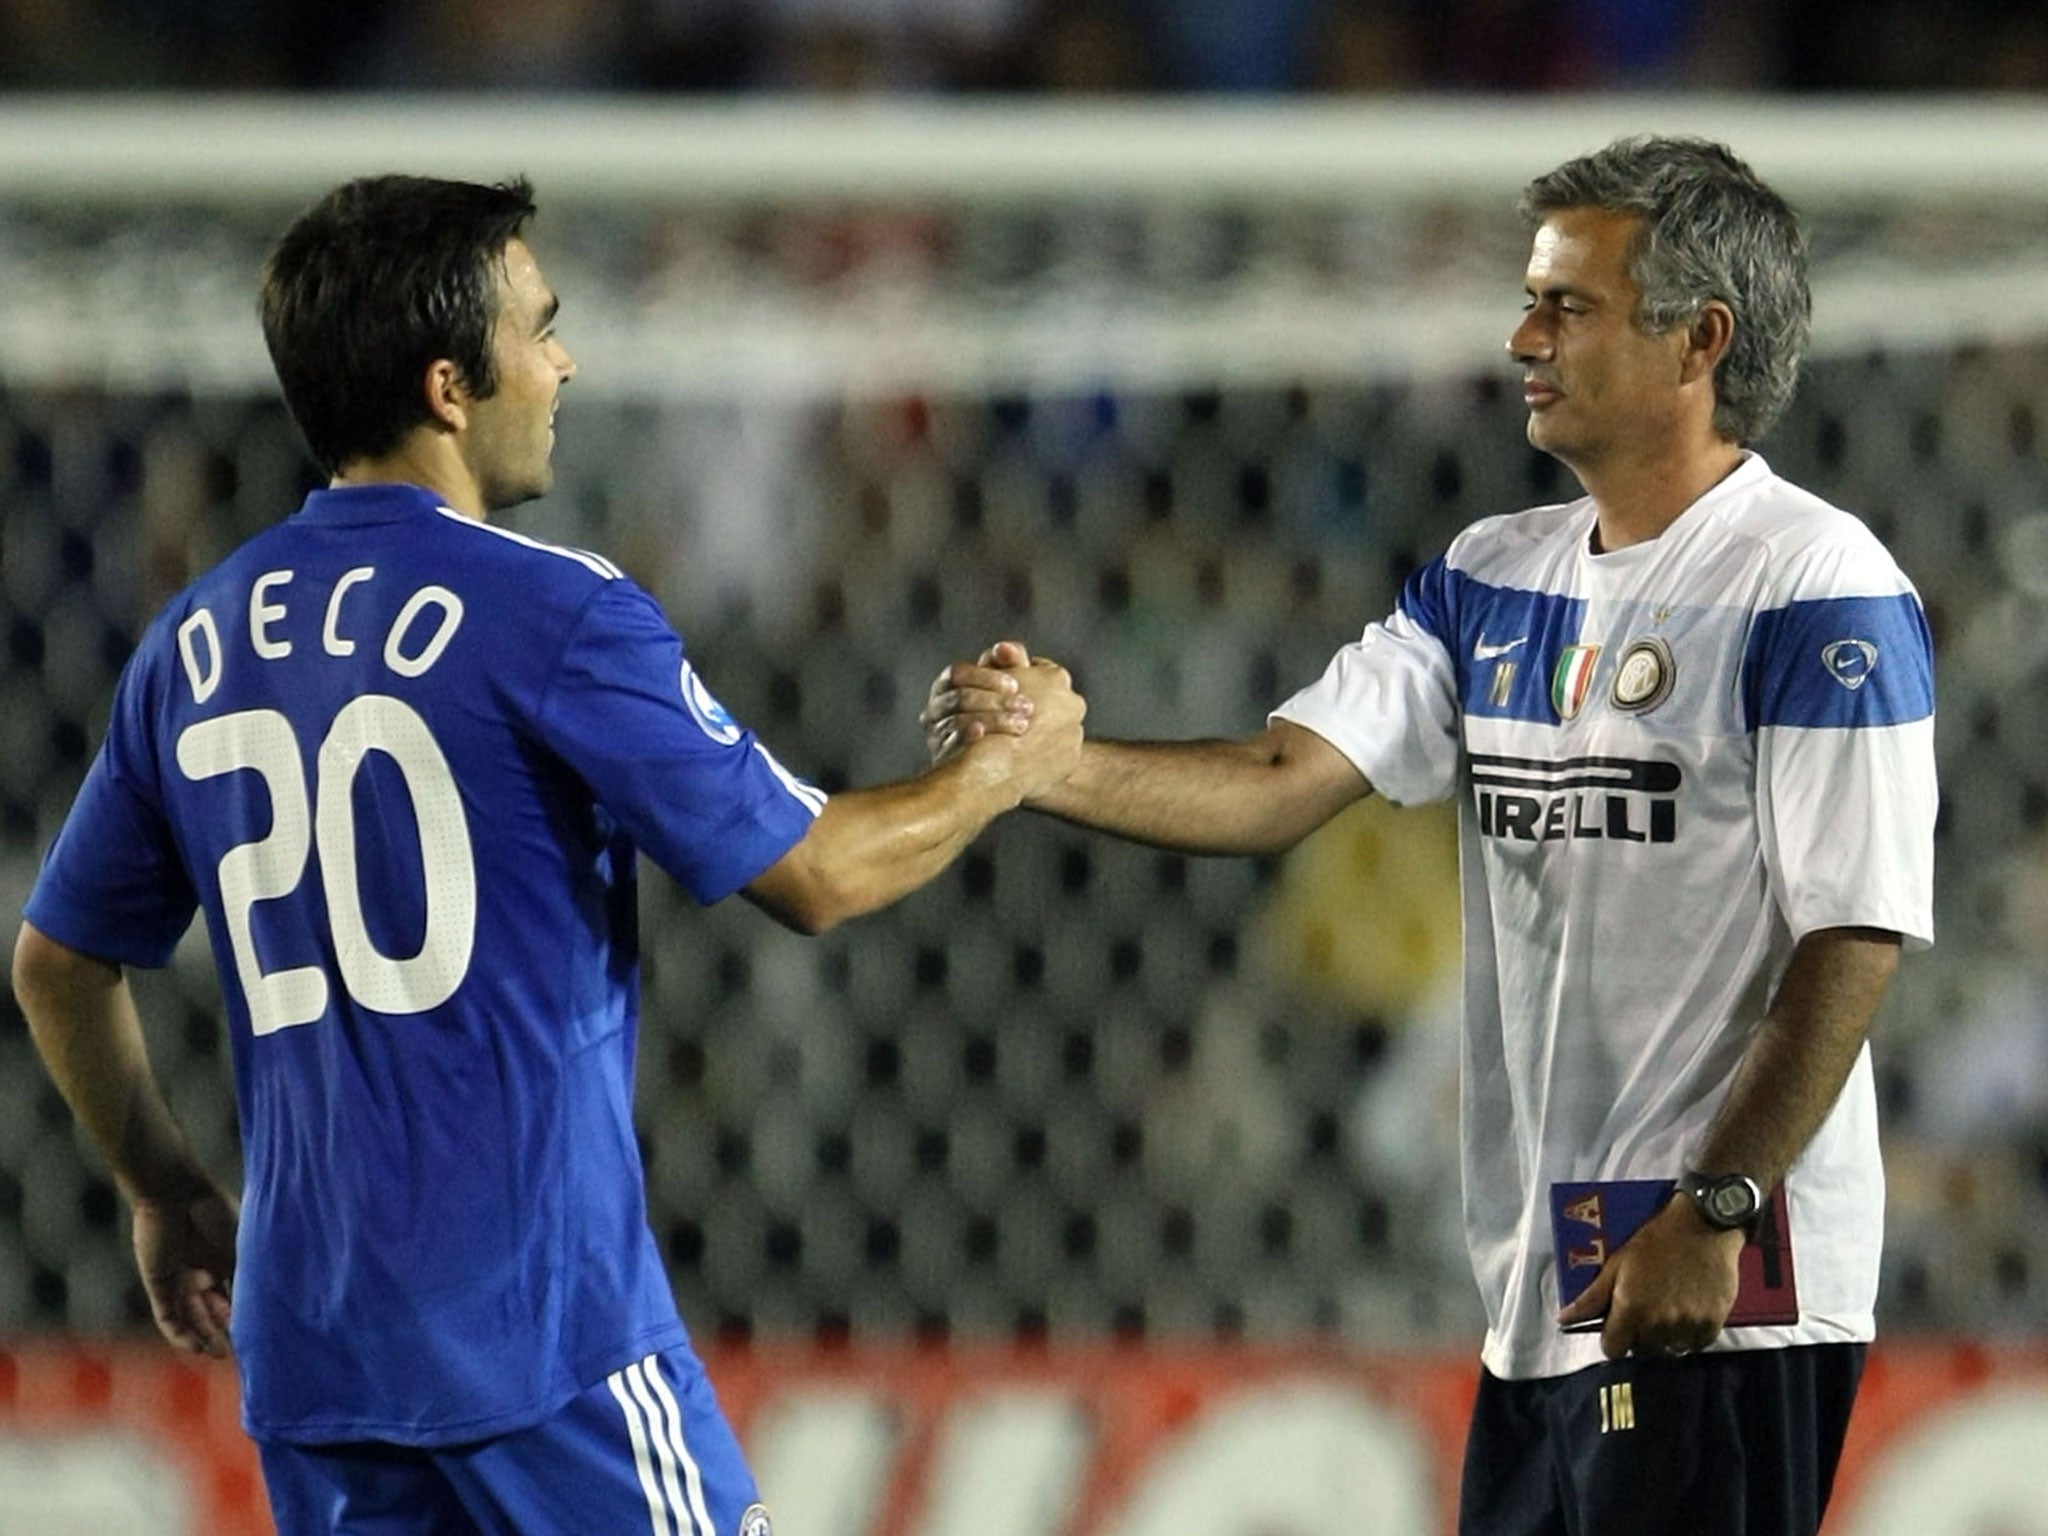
[925, 136, 1935, 1535]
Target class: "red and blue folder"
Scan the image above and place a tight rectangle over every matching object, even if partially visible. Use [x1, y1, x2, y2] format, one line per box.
[1551, 1178, 1800, 1330]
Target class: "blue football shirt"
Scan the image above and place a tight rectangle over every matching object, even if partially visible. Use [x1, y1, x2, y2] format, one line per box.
[25, 483, 823, 1445]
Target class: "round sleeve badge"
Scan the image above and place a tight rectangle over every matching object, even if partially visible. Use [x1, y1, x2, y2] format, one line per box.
[1821, 639, 1878, 691]
[679, 658, 745, 745]
[1610, 636, 1675, 713]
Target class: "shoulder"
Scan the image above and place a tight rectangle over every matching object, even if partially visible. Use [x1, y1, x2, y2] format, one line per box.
[1718, 462, 1914, 605]
[130, 526, 296, 675]
[1392, 497, 1585, 640]
[418, 510, 670, 650]
[1729, 465, 1932, 720]
[1448, 497, 1587, 569]
[426, 508, 629, 590]
[1435, 495, 1590, 587]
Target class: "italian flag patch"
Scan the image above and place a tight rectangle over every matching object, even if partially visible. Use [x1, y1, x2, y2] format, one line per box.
[1551, 644, 1601, 720]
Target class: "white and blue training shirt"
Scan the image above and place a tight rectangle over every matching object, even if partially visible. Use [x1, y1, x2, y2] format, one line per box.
[1273, 453, 1936, 1379]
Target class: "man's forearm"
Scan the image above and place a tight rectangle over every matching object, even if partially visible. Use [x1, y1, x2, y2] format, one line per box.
[773, 750, 1028, 930]
[13, 925, 212, 1204]
[1695, 926, 1902, 1192]
[1028, 727, 1371, 856]
[1560, 926, 1903, 1357]
[749, 656, 1087, 934]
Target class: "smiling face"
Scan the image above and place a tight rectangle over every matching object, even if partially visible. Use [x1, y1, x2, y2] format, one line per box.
[1508, 206, 1697, 477]
[460, 237, 575, 513]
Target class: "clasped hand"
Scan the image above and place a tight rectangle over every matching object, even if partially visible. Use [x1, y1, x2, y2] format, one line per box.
[923, 640, 1084, 799]
[923, 639, 1044, 762]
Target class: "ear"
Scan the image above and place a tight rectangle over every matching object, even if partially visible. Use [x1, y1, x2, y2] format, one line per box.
[423, 358, 469, 433]
[1678, 300, 1735, 388]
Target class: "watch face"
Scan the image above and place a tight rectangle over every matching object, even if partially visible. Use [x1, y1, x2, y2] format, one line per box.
[1706, 1178, 1759, 1226]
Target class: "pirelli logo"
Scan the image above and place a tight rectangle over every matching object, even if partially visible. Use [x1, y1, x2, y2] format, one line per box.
[1599, 1381, 1637, 1433]
[1471, 754, 1682, 845]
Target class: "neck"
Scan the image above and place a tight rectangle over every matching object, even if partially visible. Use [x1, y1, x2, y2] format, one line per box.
[1577, 436, 1744, 554]
[332, 439, 486, 522]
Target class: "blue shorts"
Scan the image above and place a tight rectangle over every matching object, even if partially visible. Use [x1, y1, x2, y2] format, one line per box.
[258, 1346, 769, 1536]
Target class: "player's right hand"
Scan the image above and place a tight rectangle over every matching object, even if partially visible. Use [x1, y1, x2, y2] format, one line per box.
[132, 1183, 240, 1359]
[922, 640, 1037, 764]
[997, 655, 1086, 799]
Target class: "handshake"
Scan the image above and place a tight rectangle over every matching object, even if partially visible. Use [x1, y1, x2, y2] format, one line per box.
[921, 638, 1085, 807]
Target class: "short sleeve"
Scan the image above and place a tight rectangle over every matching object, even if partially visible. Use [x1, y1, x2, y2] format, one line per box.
[1269, 557, 1462, 806]
[24, 652, 199, 967]
[1745, 550, 1937, 949]
[534, 581, 823, 904]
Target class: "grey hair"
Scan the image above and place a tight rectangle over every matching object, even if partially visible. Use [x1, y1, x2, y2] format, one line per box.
[1518, 136, 1811, 445]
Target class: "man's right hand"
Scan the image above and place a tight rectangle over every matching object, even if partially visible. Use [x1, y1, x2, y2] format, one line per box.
[923, 636, 1368, 856]
[965, 652, 1084, 803]
[923, 639, 1038, 764]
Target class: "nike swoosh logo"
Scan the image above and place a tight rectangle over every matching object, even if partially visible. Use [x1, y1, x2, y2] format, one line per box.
[1474, 635, 1528, 662]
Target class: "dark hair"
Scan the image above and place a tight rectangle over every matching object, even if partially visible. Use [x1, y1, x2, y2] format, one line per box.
[1519, 136, 1810, 445]
[260, 175, 537, 475]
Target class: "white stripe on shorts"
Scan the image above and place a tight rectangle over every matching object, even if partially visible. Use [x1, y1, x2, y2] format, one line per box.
[641, 1354, 719, 1536]
[609, 1362, 682, 1536]
[628, 1358, 698, 1535]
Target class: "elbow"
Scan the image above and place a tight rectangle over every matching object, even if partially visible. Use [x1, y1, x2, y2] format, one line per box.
[781, 864, 890, 936]
[794, 868, 874, 935]
[12, 923, 114, 1018]
[12, 923, 61, 1011]
[746, 866, 856, 937]
[743, 813, 890, 937]
[780, 899, 843, 939]
[776, 855, 858, 935]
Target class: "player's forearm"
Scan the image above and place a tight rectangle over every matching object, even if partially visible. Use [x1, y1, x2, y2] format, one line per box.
[1027, 730, 1368, 856]
[1693, 926, 1901, 1191]
[823, 753, 1019, 908]
[12, 925, 212, 1205]
[748, 749, 1024, 934]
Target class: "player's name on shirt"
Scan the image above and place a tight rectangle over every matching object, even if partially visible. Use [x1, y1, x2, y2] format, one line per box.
[175, 566, 465, 704]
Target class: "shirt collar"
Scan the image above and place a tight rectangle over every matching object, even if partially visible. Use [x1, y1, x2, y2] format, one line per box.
[295, 482, 458, 526]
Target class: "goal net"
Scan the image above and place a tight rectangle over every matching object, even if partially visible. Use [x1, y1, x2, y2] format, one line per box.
[1, 96, 2041, 1344]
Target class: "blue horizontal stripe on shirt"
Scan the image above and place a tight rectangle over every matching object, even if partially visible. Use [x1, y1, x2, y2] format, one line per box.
[1742, 592, 1934, 731]
[1398, 558, 1588, 725]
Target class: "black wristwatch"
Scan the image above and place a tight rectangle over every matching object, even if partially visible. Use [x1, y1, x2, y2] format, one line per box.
[1679, 1170, 1763, 1234]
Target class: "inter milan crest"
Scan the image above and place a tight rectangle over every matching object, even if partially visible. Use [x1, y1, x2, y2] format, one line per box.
[1551, 644, 1601, 720]
[1611, 637, 1676, 714]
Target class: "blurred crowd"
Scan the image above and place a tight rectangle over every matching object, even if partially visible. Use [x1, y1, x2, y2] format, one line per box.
[4, 0, 2047, 93]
